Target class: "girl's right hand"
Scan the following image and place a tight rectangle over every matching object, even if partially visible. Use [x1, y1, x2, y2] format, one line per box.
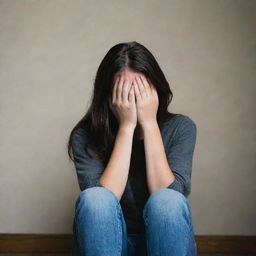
[109, 74, 137, 129]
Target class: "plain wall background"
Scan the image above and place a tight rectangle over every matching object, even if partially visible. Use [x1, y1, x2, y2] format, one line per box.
[0, 0, 255, 235]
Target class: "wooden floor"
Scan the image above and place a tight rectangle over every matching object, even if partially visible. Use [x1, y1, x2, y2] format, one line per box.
[2, 253, 252, 255]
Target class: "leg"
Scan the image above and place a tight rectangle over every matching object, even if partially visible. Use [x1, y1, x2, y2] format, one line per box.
[72, 215, 81, 256]
[72, 186, 128, 256]
[142, 188, 197, 256]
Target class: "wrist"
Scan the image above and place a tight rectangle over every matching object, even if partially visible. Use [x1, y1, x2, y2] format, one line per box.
[141, 120, 158, 131]
[119, 123, 136, 134]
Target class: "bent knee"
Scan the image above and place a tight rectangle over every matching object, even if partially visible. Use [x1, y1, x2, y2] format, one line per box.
[143, 188, 190, 219]
[75, 186, 119, 210]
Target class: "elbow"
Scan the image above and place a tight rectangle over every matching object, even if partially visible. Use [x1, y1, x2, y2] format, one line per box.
[166, 178, 190, 198]
[79, 179, 104, 192]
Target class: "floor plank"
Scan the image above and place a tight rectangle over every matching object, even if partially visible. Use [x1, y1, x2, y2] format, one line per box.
[0, 254, 255, 256]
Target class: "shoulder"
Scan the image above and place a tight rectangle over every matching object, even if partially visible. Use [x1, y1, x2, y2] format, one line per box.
[160, 113, 197, 144]
[71, 127, 88, 148]
[175, 114, 197, 134]
[161, 113, 196, 130]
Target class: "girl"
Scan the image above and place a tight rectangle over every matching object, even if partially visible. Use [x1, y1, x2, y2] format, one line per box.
[67, 41, 197, 256]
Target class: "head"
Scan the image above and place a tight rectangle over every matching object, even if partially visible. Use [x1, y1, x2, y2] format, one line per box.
[67, 41, 175, 164]
[112, 67, 140, 92]
[110, 67, 151, 109]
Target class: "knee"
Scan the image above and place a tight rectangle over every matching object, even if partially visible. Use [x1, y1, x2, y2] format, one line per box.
[142, 188, 191, 221]
[75, 186, 119, 212]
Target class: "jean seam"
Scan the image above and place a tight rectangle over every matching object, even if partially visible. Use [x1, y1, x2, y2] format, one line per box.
[186, 222, 197, 256]
[116, 202, 123, 256]
[187, 202, 194, 232]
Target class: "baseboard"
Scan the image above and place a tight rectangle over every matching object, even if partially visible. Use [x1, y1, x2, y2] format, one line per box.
[0, 234, 256, 254]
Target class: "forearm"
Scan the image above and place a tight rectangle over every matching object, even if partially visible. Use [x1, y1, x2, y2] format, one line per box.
[143, 121, 175, 194]
[99, 125, 135, 200]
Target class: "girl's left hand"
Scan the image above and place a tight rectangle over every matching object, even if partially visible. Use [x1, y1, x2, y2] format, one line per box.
[132, 74, 159, 128]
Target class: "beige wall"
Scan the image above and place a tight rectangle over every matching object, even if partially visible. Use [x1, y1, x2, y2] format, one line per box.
[0, 0, 255, 235]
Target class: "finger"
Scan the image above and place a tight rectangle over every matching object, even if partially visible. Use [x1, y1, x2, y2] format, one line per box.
[139, 75, 151, 96]
[150, 84, 154, 96]
[135, 75, 147, 98]
[145, 77, 155, 96]
[133, 80, 141, 102]
[151, 85, 158, 99]
[128, 84, 135, 103]
[122, 77, 130, 103]
[116, 75, 124, 102]
[112, 76, 121, 102]
[112, 75, 120, 102]
[140, 75, 153, 99]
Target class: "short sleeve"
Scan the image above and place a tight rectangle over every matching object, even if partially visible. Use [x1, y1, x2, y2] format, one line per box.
[71, 128, 104, 191]
[165, 116, 197, 197]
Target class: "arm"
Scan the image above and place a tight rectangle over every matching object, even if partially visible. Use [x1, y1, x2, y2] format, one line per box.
[132, 73, 197, 198]
[143, 121, 175, 194]
[71, 128, 105, 190]
[72, 73, 137, 201]
[99, 125, 135, 200]
[71, 125, 135, 201]
[143, 116, 197, 197]
[165, 116, 197, 197]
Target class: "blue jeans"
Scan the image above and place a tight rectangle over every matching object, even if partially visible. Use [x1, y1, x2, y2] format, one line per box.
[72, 186, 197, 256]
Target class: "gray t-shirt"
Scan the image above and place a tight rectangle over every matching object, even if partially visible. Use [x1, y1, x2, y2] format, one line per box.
[71, 113, 197, 234]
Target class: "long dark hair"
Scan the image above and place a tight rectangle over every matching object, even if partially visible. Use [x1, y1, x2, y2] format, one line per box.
[67, 41, 177, 166]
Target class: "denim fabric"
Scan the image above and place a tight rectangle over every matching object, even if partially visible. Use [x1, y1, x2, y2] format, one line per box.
[71, 113, 197, 250]
[71, 186, 197, 255]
